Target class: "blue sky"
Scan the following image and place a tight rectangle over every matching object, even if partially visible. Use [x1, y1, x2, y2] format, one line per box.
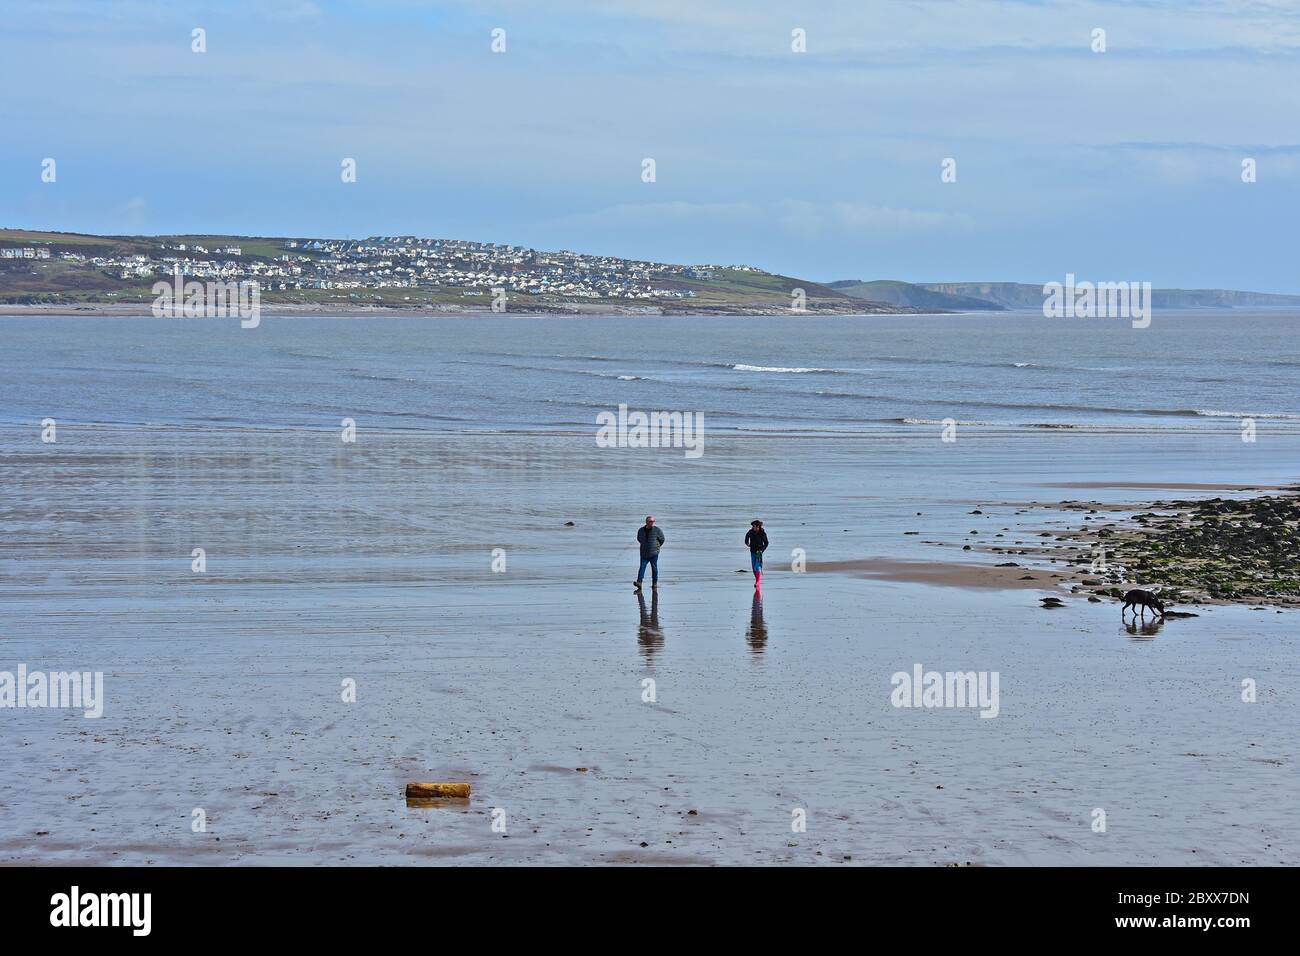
[2, 0, 1299, 290]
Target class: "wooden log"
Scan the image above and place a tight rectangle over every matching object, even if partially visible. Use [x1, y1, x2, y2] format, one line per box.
[405, 782, 470, 799]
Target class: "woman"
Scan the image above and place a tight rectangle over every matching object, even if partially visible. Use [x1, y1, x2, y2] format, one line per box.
[744, 519, 768, 589]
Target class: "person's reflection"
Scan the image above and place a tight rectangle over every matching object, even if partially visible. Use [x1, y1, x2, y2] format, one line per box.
[1124, 617, 1163, 639]
[636, 589, 663, 661]
[746, 590, 768, 656]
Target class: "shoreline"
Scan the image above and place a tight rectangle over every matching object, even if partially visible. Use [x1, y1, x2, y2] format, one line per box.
[0, 302, 933, 318]
[806, 484, 1300, 610]
[10, 303, 1300, 319]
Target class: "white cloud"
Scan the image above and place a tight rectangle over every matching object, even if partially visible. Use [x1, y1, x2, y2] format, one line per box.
[442, 0, 1300, 55]
[776, 200, 974, 237]
[550, 200, 758, 230]
[546, 199, 969, 238]
[115, 196, 149, 227]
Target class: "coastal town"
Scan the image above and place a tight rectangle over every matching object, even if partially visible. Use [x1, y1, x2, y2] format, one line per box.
[128, 236, 717, 299]
[0, 230, 874, 313]
[0, 228, 926, 314]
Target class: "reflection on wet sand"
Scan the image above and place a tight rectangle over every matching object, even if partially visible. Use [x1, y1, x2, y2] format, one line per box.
[1124, 617, 1164, 639]
[636, 589, 663, 660]
[746, 591, 768, 656]
[405, 797, 471, 810]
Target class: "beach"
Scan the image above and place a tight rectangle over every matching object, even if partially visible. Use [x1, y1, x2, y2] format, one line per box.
[1, 313, 1297, 865]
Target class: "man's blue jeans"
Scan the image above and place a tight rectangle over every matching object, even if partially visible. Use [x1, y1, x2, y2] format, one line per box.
[638, 553, 659, 584]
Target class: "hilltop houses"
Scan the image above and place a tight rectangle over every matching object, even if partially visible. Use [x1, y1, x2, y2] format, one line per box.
[2, 234, 732, 303]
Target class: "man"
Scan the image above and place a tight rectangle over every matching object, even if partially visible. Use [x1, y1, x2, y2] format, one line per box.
[635, 516, 665, 590]
[744, 519, 768, 589]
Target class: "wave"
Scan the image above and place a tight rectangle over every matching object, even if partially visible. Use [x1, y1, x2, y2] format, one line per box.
[473, 352, 1137, 377]
[814, 390, 1300, 420]
[1193, 409, 1300, 420]
[894, 417, 993, 426]
[1011, 361, 1133, 372]
[731, 364, 833, 373]
[346, 371, 421, 384]
[734, 425, 903, 434]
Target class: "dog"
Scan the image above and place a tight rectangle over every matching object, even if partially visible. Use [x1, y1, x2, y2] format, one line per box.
[1121, 588, 1165, 619]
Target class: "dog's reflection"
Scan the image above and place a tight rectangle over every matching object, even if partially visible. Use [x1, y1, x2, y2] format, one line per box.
[636, 589, 663, 660]
[746, 591, 768, 656]
[1124, 617, 1164, 639]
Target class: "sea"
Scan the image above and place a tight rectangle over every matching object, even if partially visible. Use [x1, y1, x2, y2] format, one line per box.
[3, 311, 1298, 433]
[1, 311, 1296, 866]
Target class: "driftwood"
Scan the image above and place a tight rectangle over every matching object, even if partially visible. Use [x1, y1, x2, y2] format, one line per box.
[405, 782, 471, 799]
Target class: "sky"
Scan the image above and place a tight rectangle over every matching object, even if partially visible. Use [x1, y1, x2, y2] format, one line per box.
[2, 0, 1299, 290]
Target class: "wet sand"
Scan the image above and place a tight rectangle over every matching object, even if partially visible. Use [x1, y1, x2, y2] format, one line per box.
[806, 558, 1062, 591]
[1048, 481, 1290, 491]
[1, 427, 1297, 866]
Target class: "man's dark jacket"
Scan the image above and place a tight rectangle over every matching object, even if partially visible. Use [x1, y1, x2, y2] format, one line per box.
[637, 525, 665, 558]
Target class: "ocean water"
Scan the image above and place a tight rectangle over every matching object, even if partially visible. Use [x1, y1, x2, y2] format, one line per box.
[2, 312, 1297, 865]
[3, 311, 1299, 432]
